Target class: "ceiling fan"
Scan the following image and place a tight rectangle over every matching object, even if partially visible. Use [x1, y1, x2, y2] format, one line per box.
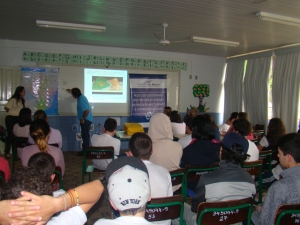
[154, 23, 190, 45]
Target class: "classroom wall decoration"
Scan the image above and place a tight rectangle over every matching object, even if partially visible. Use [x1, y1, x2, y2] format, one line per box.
[22, 51, 188, 71]
[192, 84, 210, 112]
[21, 67, 59, 115]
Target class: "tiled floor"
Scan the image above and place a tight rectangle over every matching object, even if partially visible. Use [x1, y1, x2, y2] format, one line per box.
[5, 151, 111, 225]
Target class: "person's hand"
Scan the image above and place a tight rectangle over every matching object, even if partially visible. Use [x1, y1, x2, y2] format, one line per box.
[9, 191, 61, 225]
[66, 89, 71, 93]
[80, 118, 85, 124]
[256, 204, 262, 213]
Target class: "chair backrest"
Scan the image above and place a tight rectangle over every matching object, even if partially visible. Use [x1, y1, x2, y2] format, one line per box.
[14, 137, 28, 148]
[53, 166, 64, 191]
[83, 146, 115, 160]
[0, 170, 5, 186]
[253, 130, 265, 142]
[275, 204, 300, 225]
[145, 194, 185, 224]
[196, 197, 253, 225]
[49, 143, 59, 148]
[242, 160, 263, 176]
[170, 168, 186, 196]
[259, 150, 273, 171]
[185, 163, 219, 183]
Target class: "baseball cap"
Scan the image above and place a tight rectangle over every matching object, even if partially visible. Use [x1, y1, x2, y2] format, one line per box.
[222, 132, 249, 153]
[106, 157, 150, 211]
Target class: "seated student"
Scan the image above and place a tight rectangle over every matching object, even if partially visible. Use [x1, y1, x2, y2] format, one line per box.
[148, 113, 182, 171]
[13, 107, 32, 158]
[219, 112, 238, 135]
[233, 119, 259, 161]
[163, 106, 172, 117]
[0, 157, 11, 182]
[0, 167, 104, 225]
[180, 115, 220, 193]
[28, 110, 62, 149]
[94, 157, 152, 225]
[203, 113, 220, 142]
[21, 120, 65, 176]
[251, 133, 300, 225]
[178, 114, 193, 149]
[174, 132, 256, 225]
[170, 110, 186, 135]
[91, 118, 120, 173]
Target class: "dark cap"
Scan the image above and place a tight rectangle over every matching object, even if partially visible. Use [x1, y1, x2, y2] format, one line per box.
[222, 132, 249, 153]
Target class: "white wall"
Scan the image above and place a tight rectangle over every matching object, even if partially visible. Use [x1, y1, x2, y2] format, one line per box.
[0, 39, 226, 113]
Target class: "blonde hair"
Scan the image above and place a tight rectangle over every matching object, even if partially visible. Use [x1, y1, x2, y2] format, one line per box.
[30, 120, 50, 153]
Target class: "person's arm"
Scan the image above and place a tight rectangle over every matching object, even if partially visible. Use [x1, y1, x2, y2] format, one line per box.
[66, 89, 72, 94]
[4, 99, 13, 112]
[191, 177, 206, 213]
[7, 180, 104, 224]
[257, 144, 264, 151]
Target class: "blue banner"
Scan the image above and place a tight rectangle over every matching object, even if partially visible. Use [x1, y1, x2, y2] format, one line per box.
[130, 74, 167, 122]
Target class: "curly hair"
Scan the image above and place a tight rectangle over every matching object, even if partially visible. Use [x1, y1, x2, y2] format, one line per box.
[0, 167, 52, 200]
[266, 118, 286, 148]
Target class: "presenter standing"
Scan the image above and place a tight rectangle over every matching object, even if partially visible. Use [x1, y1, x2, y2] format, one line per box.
[67, 88, 93, 156]
[4, 86, 26, 159]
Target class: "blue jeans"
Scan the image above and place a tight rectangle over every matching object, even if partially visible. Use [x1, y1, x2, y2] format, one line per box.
[80, 119, 92, 150]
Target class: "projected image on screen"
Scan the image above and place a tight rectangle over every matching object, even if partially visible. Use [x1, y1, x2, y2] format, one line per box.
[84, 68, 127, 103]
[92, 76, 123, 94]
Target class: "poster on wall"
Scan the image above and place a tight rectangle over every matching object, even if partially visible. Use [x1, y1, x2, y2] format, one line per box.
[21, 67, 59, 115]
[129, 74, 166, 123]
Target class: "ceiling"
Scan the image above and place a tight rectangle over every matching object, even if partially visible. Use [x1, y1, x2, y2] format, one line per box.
[1, 0, 300, 58]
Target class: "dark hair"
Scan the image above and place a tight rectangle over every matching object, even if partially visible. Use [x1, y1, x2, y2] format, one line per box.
[170, 110, 183, 123]
[277, 133, 300, 163]
[120, 205, 146, 216]
[104, 118, 117, 132]
[163, 106, 172, 117]
[221, 144, 248, 165]
[129, 132, 152, 160]
[233, 119, 251, 136]
[192, 115, 215, 140]
[266, 118, 286, 148]
[203, 113, 218, 128]
[33, 110, 47, 121]
[229, 112, 238, 121]
[28, 152, 55, 177]
[183, 114, 194, 131]
[9, 86, 25, 108]
[18, 108, 32, 127]
[71, 88, 82, 98]
[0, 167, 52, 200]
[238, 112, 249, 121]
[30, 120, 50, 153]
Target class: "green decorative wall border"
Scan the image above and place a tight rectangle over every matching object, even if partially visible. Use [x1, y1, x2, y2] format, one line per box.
[22, 51, 187, 71]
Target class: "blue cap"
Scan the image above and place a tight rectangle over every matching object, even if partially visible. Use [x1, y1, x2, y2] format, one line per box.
[222, 132, 249, 153]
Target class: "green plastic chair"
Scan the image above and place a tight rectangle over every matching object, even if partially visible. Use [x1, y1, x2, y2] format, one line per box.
[145, 194, 186, 225]
[242, 160, 263, 204]
[81, 146, 114, 184]
[259, 150, 273, 172]
[275, 204, 300, 225]
[170, 167, 186, 196]
[196, 197, 253, 225]
[53, 166, 65, 190]
[184, 163, 219, 202]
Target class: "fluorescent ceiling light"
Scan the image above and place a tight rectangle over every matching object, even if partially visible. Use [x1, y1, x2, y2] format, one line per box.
[36, 20, 106, 32]
[256, 12, 300, 28]
[191, 36, 239, 47]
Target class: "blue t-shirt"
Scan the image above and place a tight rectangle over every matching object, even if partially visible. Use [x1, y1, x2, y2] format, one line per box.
[77, 95, 93, 122]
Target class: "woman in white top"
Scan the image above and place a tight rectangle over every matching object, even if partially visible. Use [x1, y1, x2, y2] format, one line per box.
[13, 107, 32, 157]
[4, 86, 26, 158]
[170, 110, 186, 135]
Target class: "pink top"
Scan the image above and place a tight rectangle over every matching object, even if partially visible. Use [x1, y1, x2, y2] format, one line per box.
[0, 157, 11, 182]
[21, 144, 65, 175]
[13, 124, 30, 137]
[28, 127, 63, 149]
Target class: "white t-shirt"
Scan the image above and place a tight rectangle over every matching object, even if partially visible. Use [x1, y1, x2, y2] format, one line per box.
[5, 98, 23, 116]
[91, 133, 121, 170]
[28, 127, 63, 149]
[178, 134, 192, 149]
[171, 122, 186, 135]
[245, 140, 259, 162]
[259, 136, 269, 148]
[219, 124, 230, 133]
[94, 216, 153, 225]
[47, 206, 86, 225]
